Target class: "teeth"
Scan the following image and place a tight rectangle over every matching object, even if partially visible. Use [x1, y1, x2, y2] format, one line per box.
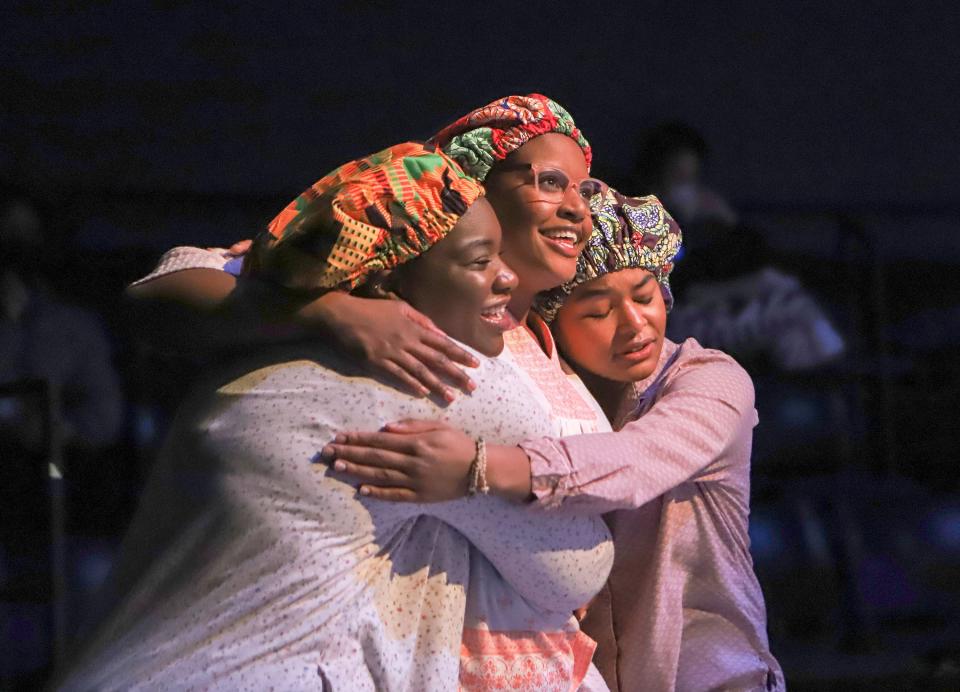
[541, 230, 578, 242]
[481, 305, 506, 320]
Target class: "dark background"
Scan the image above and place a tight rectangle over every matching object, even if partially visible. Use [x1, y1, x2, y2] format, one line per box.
[2, 1, 959, 689]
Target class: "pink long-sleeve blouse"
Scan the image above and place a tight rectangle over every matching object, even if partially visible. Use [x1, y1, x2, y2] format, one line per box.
[520, 338, 784, 691]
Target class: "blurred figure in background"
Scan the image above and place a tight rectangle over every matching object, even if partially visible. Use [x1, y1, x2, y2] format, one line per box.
[1, 186, 125, 687]
[631, 121, 845, 374]
[0, 188, 123, 451]
[633, 120, 738, 228]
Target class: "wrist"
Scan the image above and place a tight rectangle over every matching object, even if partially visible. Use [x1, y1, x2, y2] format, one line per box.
[485, 444, 534, 503]
[466, 438, 490, 497]
[298, 290, 350, 333]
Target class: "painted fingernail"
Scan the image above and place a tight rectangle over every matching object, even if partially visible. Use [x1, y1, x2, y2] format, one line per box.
[467, 380, 477, 392]
[334, 461, 346, 472]
[444, 388, 455, 402]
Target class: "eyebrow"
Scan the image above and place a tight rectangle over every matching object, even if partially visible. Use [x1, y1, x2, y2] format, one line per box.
[633, 274, 655, 290]
[575, 274, 654, 299]
[457, 238, 496, 252]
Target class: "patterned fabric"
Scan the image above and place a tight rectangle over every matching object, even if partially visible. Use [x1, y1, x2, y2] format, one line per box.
[250, 141, 484, 292]
[500, 313, 603, 432]
[537, 189, 683, 322]
[460, 629, 598, 692]
[428, 94, 592, 181]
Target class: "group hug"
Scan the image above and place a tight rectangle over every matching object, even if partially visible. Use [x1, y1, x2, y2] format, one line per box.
[52, 94, 783, 691]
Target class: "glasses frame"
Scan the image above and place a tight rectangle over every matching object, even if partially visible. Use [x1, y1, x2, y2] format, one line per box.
[495, 162, 606, 205]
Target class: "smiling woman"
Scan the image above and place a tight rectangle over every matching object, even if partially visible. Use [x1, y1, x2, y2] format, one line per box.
[55, 143, 614, 691]
[437, 119, 597, 320]
[393, 198, 516, 357]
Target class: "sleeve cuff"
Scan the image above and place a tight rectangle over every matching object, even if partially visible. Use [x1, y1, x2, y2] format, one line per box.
[521, 438, 580, 509]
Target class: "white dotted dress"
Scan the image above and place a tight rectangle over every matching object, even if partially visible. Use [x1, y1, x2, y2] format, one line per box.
[55, 331, 613, 688]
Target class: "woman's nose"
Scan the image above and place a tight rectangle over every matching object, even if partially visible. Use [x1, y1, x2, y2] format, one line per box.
[556, 186, 588, 222]
[618, 301, 648, 331]
[493, 258, 519, 293]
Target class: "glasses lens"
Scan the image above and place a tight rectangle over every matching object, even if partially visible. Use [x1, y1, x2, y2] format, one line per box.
[578, 179, 604, 200]
[534, 169, 571, 201]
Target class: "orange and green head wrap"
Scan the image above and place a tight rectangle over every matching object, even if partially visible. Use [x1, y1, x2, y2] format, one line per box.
[251, 141, 485, 292]
[429, 93, 592, 182]
[537, 188, 683, 322]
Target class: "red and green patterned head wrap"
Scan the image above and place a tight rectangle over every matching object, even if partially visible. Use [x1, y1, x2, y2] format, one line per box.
[428, 94, 592, 181]
[537, 188, 683, 322]
[250, 141, 485, 292]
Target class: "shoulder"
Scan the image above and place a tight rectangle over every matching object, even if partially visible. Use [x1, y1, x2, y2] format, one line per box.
[129, 246, 234, 287]
[664, 338, 755, 411]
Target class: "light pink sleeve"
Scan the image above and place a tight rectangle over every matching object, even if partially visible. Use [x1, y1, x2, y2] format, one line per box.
[519, 351, 758, 514]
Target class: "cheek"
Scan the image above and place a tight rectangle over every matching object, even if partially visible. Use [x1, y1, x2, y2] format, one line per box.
[443, 271, 490, 312]
[557, 318, 611, 368]
[647, 303, 668, 334]
[489, 191, 548, 239]
[464, 272, 494, 305]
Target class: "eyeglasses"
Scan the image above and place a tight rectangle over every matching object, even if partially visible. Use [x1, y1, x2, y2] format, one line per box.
[496, 163, 606, 205]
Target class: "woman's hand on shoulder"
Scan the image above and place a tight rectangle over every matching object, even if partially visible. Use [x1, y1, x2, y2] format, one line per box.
[318, 419, 475, 502]
[304, 293, 479, 400]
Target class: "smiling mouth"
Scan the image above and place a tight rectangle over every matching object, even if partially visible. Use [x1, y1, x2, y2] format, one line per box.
[539, 228, 582, 256]
[480, 302, 511, 330]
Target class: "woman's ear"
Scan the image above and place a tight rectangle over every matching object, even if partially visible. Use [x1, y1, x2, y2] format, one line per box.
[360, 269, 401, 300]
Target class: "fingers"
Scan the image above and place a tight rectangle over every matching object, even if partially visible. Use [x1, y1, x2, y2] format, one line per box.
[358, 485, 419, 502]
[421, 330, 480, 369]
[327, 431, 419, 454]
[411, 342, 476, 393]
[325, 444, 415, 472]
[327, 458, 411, 487]
[394, 352, 455, 402]
[377, 360, 431, 398]
[382, 419, 448, 434]
[227, 239, 253, 255]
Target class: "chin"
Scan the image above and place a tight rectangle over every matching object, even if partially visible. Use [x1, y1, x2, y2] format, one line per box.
[470, 331, 505, 358]
[602, 359, 657, 383]
[477, 340, 504, 357]
[625, 362, 658, 382]
[545, 259, 579, 286]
